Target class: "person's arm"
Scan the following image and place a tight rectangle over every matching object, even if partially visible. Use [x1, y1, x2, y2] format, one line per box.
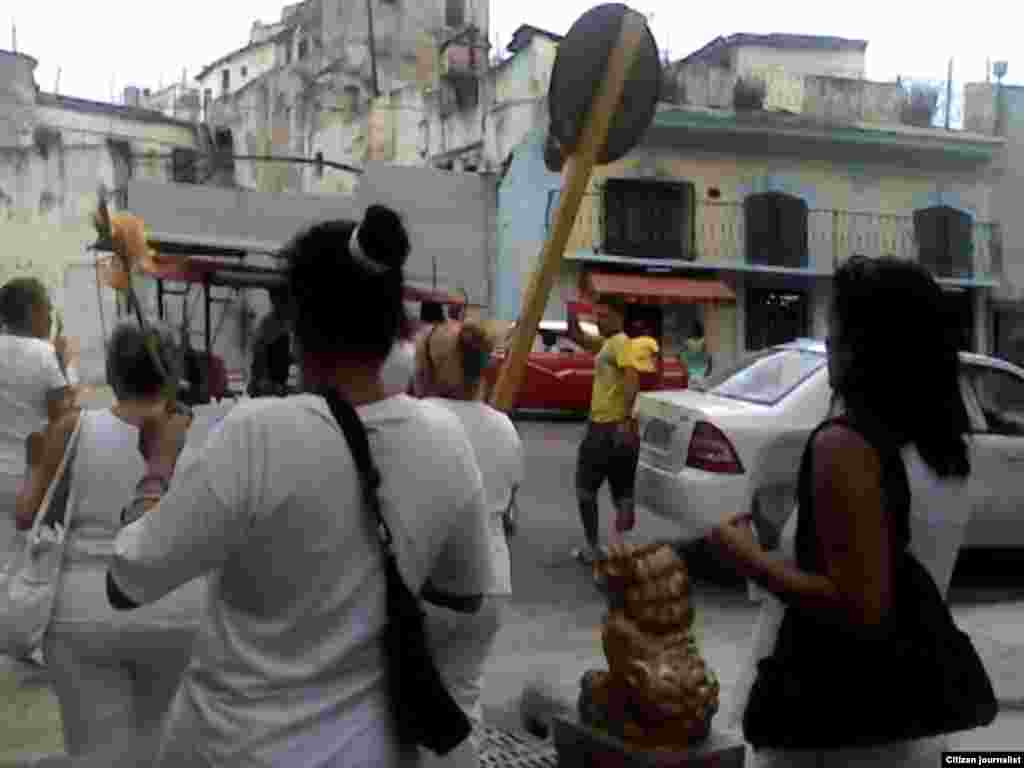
[423, 484, 492, 613]
[16, 413, 78, 530]
[711, 425, 893, 627]
[567, 313, 604, 356]
[108, 412, 248, 610]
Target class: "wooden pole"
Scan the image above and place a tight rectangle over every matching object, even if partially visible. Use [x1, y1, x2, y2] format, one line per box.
[490, 10, 648, 412]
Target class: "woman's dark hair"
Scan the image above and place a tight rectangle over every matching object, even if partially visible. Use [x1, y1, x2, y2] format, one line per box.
[106, 322, 182, 401]
[693, 320, 704, 338]
[421, 302, 445, 324]
[0, 277, 49, 334]
[831, 255, 970, 478]
[286, 204, 411, 365]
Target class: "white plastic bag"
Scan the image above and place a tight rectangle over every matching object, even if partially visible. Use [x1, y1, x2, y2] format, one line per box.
[0, 419, 81, 657]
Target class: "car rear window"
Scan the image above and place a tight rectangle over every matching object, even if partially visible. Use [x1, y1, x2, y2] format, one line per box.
[703, 349, 827, 405]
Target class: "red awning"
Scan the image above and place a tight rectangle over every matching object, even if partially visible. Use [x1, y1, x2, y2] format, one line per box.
[404, 285, 467, 305]
[587, 272, 736, 304]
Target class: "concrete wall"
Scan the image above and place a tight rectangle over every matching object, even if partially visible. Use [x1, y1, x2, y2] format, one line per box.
[964, 82, 1024, 305]
[675, 61, 906, 124]
[143, 84, 202, 122]
[734, 46, 865, 79]
[324, 0, 489, 93]
[495, 125, 562, 323]
[197, 41, 280, 101]
[1, 51, 201, 382]
[357, 160, 495, 306]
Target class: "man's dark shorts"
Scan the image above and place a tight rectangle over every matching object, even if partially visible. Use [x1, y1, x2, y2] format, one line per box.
[575, 421, 639, 505]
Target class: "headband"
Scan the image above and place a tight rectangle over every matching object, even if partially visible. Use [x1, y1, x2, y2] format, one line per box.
[349, 226, 388, 275]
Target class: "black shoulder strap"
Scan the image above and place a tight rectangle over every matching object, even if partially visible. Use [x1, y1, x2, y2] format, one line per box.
[320, 389, 393, 550]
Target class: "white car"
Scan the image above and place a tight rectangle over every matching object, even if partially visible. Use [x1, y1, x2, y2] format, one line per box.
[634, 339, 1024, 550]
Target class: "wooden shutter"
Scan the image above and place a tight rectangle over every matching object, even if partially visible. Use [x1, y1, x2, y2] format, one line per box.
[947, 208, 973, 278]
[745, 194, 779, 266]
[777, 194, 808, 268]
[744, 192, 807, 267]
[603, 179, 688, 259]
[914, 207, 945, 276]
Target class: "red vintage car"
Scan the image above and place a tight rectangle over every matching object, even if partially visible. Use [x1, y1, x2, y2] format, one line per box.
[484, 320, 689, 414]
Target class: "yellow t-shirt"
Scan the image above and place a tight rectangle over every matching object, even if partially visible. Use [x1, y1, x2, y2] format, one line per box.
[590, 333, 659, 423]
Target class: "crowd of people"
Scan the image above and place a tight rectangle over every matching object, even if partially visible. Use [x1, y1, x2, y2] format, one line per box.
[0, 204, 985, 766]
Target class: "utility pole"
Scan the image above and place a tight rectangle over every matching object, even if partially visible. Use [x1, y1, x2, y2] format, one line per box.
[366, 0, 381, 98]
[945, 57, 954, 130]
[11, 22, 16, 52]
[55, 67, 61, 94]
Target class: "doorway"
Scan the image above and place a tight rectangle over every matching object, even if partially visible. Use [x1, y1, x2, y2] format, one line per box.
[746, 288, 810, 351]
[942, 288, 975, 352]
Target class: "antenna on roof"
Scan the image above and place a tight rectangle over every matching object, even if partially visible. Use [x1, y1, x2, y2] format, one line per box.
[11, 21, 16, 52]
[55, 67, 61, 94]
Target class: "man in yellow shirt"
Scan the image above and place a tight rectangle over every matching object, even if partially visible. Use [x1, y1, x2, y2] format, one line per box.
[568, 296, 658, 563]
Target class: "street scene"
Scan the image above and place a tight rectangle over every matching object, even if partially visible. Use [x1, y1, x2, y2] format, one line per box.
[3, 0, 1024, 765]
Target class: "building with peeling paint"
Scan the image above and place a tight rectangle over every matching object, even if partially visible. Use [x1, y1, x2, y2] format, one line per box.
[964, 78, 1024, 367]
[194, 0, 492, 197]
[0, 47, 249, 384]
[0, 48, 204, 302]
[494, 35, 1006, 373]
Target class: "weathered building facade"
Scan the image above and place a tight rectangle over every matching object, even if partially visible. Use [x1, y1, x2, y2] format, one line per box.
[0, 49, 204, 300]
[965, 78, 1024, 366]
[195, 0, 493, 196]
[495, 36, 1005, 371]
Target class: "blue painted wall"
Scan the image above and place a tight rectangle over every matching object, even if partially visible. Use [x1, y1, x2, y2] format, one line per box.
[495, 126, 562, 321]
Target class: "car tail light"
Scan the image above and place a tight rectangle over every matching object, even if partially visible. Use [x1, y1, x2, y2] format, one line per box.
[686, 421, 744, 474]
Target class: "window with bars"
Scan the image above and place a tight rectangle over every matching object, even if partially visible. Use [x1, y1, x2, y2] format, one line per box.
[603, 179, 694, 259]
[744, 192, 808, 268]
[914, 205, 973, 279]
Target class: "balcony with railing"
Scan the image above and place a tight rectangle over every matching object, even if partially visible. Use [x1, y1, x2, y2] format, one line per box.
[574, 189, 1002, 284]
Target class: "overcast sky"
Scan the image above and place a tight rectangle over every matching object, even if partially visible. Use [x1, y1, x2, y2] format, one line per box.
[6, 0, 1019, 104]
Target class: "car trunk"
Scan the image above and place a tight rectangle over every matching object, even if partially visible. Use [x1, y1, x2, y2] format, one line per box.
[635, 390, 760, 474]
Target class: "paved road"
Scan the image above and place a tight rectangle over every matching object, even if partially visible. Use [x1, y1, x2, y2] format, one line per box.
[3, 416, 1023, 763]
[484, 417, 1024, 749]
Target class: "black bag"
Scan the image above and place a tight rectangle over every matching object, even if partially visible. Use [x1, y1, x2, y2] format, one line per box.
[321, 390, 472, 756]
[743, 417, 997, 751]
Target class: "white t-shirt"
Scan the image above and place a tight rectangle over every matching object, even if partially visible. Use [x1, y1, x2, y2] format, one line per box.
[419, 398, 522, 733]
[111, 394, 495, 768]
[0, 335, 68, 481]
[424, 398, 522, 595]
[379, 340, 416, 397]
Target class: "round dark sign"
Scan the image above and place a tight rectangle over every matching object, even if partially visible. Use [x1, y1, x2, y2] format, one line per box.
[547, 4, 661, 168]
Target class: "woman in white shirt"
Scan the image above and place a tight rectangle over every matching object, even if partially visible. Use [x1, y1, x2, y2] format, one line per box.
[415, 319, 523, 766]
[107, 205, 498, 768]
[1, 277, 76, 552]
[18, 322, 204, 764]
